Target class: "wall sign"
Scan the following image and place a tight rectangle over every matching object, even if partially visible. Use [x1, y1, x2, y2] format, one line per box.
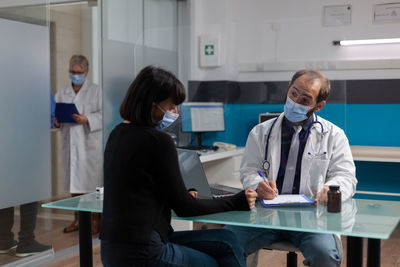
[323, 5, 352, 26]
[374, 3, 400, 23]
[199, 34, 222, 67]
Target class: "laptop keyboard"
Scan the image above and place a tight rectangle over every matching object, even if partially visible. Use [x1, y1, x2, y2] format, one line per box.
[210, 187, 235, 196]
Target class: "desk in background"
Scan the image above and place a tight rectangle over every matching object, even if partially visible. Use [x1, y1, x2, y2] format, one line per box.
[199, 147, 244, 188]
[350, 145, 400, 163]
[200, 146, 400, 199]
[350, 146, 400, 200]
[171, 147, 244, 231]
[43, 193, 400, 267]
[201, 146, 400, 187]
[198, 146, 400, 188]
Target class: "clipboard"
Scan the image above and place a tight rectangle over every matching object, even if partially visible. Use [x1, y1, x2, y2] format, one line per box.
[260, 194, 314, 207]
[55, 103, 79, 123]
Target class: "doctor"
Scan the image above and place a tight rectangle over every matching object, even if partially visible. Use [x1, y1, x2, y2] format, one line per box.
[226, 69, 357, 267]
[55, 55, 102, 234]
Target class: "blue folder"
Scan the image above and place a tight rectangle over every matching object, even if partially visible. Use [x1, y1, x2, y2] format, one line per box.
[55, 103, 79, 123]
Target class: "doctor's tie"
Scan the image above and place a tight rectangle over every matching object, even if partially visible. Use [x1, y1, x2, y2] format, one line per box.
[282, 125, 302, 194]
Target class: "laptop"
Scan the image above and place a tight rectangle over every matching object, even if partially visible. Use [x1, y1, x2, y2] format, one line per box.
[177, 148, 242, 198]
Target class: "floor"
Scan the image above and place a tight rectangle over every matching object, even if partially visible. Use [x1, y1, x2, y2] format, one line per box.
[1, 206, 399, 267]
[0, 205, 80, 266]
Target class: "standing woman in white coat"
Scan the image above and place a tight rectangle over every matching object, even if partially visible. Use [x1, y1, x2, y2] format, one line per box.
[54, 55, 102, 234]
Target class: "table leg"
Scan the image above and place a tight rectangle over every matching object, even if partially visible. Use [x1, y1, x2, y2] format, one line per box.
[347, 236, 363, 267]
[78, 211, 93, 267]
[367, 238, 380, 267]
[287, 251, 297, 267]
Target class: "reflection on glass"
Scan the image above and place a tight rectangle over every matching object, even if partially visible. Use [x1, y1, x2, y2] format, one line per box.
[316, 199, 358, 232]
[251, 199, 357, 234]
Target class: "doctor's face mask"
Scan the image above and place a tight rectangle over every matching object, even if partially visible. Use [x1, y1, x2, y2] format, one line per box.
[284, 96, 312, 123]
[284, 75, 321, 123]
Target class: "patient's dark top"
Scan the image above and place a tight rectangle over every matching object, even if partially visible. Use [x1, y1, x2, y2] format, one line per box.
[100, 122, 249, 265]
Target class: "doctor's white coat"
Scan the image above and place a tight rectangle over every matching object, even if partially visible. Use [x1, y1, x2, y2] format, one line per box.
[241, 113, 357, 201]
[55, 80, 103, 193]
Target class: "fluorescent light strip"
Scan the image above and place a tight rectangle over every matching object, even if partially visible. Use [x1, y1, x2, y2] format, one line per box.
[334, 38, 400, 46]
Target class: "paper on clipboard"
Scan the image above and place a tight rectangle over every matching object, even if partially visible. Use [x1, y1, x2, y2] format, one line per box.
[261, 194, 314, 207]
[55, 103, 79, 123]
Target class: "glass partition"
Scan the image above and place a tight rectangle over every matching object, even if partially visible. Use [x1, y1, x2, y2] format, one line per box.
[0, 1, 104, 266]
[0, 3, 51, 211]
[0, 2, 51, 266]
[102, 0, 179, 141]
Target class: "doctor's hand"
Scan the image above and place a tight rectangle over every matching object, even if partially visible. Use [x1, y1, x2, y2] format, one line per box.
[72, 114, 88, 124]
[315, 185, 329, 205]
[256, 180, 277, 200]
[245, 189, 257, 210]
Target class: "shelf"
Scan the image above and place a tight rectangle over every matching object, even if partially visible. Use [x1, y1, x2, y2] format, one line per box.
[198, 146, 400, 163]
[199, 148, 245, 163]
[351, 146, 400, 163]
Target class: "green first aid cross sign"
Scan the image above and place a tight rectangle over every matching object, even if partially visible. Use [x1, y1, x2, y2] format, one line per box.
[205, 45, 215, 55]
[200, 35, 221, 67]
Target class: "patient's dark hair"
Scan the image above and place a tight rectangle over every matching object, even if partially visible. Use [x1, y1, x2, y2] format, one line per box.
[290, 69, 331, 103]
[120, 66, 186, 126]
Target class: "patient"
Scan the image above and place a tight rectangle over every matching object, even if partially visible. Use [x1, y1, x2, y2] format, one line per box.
[99, 66, 257, 267]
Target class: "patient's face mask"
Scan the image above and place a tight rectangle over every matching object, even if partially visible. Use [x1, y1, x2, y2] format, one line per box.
[156, 105, 179, 130]
[284, 96, 313, 123]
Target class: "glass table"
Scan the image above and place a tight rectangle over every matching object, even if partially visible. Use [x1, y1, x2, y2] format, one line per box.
[43, 193, 102, 267]
[43, 193, 400, 267]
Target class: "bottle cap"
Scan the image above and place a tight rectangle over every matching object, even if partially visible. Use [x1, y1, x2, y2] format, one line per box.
[329, 185, 340, 190]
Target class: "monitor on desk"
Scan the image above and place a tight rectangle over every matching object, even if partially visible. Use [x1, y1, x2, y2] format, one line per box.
[180, 102, 225, 147]
[259, 112, 281, 123]
[181, 102, 225, 132]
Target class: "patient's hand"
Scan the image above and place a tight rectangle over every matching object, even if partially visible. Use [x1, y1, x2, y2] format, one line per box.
[245, 189, 257, 210]
[189, 190, 198, 198]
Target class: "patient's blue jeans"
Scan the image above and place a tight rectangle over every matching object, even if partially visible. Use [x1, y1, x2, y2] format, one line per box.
[225, 225, 341, 267]
[103, 228, 246, 267]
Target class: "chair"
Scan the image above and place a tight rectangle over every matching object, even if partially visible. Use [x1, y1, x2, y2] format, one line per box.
[264, 241, 299, 267]
[247, 235, 342, 267]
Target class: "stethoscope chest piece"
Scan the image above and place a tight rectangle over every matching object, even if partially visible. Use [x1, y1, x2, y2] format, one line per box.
[262, 160, 270, 174]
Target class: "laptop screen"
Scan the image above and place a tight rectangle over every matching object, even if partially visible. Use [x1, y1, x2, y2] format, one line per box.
[177, 149, 213, 199]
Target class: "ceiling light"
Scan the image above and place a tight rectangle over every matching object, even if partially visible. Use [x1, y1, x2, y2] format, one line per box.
[333, 38, 400, 46]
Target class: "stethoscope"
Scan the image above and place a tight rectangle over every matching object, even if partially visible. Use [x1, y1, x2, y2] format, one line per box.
[262, 114, 324, 176]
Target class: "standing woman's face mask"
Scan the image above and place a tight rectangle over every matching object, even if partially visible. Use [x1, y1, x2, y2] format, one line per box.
[69, 74, 85, 85]
[69, 64, 87, 86]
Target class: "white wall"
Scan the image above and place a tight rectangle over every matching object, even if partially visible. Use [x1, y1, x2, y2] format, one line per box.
[51, 5, 82, 89]
[105, 0, 143, 45]
[188, 0, 400, 81]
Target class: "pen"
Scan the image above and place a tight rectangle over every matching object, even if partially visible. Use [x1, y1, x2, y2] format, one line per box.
[257, 171, 278, 196]
[257, 171, 268, 183]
